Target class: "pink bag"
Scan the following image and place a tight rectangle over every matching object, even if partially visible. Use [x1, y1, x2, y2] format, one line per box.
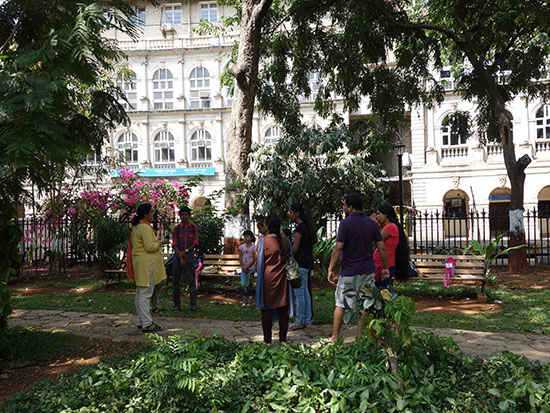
[444, 257, 456, 288]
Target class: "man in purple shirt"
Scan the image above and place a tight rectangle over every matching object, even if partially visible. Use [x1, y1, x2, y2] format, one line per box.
[327, 191, 389, 343]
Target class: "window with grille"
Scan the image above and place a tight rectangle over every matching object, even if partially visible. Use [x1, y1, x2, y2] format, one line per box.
[264, 126, 281, 145]
[117, 131, 139, 164]
[189, 67, 210, 109]
[163, 5, 182, 25]
[308, 72, 321, 99]
[152, 69, 174, 110]
[439, 68, 455, 91]
[117, 71, 137, 111]
[153, 131, 175, 165]
[199, 3, 218, 22]
[536, 105, 550, 140]
[190, 129, 212, 165]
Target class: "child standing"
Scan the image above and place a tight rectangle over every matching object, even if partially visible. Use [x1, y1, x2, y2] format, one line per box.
[239, 230, 256, 302]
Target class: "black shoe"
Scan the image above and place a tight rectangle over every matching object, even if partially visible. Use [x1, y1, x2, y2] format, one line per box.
[142, 323, 162, 333]
[151, 307, 161, 313]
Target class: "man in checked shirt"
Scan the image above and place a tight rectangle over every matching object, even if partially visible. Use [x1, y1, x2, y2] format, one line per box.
[172, 206, 199, 312]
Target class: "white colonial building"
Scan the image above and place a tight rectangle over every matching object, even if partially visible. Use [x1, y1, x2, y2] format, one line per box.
[101, 1, 341, 211]
[101, 1, 550, 230]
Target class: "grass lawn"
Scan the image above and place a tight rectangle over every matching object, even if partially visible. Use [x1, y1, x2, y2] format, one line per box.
[9, 277, 550, 334]
[0, 327, 94, 368]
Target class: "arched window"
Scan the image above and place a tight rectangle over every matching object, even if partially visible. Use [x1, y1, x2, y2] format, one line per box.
[153, 131, 175, 167]
[152, 69, 174, 110]
[117, 71, 137, 111]
[536, 105, 550, 140]
[489, 187, 511, 238]
[190, 129, 212, 166]
[191, 196, 211, 209]
[441, 115, 467, 146]
[117, 131, 139, 165]
[443, 189, 469, 238]
[538, 186, 550, 237]
[189, 67, 210, 109]
[264, 126, 281, 145]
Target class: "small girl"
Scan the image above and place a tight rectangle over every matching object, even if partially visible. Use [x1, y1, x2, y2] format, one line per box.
[239, 230, 256, 301]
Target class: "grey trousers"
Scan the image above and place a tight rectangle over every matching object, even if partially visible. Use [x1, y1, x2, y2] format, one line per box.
[135, 262, 155, 328]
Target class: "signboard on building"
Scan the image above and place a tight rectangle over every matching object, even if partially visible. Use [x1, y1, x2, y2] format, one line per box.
[110, 167, 216, 178]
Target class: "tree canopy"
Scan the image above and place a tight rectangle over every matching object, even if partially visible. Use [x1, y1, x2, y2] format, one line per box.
[0, 0, 141, 203]
[245, 124, 389, 227]
[0, 0, 144, 335]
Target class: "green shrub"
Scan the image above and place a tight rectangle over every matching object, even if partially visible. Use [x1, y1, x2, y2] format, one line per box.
[3, 334, 550, 412]
[93, 217, 130, 268]
[192, 207, 224, 254]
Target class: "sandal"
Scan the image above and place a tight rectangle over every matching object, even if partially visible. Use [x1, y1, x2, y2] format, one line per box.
[289, 324, 306, 331]
[142, 323, 163, 333]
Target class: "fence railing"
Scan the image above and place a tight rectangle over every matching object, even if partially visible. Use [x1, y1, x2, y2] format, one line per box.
[19, 217, 96, 266]
[18, 209, 550, 269]
[407, 209, 550, 265]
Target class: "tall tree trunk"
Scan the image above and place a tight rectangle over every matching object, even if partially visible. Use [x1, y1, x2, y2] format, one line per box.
[224, 0, 272, 252]
[498, 100, 530, 273]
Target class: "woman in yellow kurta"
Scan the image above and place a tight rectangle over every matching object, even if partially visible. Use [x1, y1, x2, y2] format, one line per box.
[129, 203, 166, 332]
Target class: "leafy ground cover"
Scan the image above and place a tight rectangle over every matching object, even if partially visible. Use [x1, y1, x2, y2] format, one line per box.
[9, 277, 550, 334]
[2, 333, 550, 412]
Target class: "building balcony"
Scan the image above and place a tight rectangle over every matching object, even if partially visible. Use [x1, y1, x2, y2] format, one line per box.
[486, 143, 504, 163]
[115, 34, 239, 52]
[441, 145, 468, 160]
[536, 139, 550, 154]
[154, 163, 177, 169]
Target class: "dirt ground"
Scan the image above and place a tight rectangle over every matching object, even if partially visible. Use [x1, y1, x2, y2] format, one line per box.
[3, 264, 549, 405]
[0, 338, 144, 405]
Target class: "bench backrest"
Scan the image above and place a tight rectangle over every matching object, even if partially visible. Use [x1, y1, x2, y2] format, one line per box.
[411, 254, 485, 276]
[203, 254, 240, 274]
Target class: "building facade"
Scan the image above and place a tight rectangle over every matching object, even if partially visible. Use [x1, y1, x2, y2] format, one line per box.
[102, 2, 550, 226]
[102, 1, 340, 211]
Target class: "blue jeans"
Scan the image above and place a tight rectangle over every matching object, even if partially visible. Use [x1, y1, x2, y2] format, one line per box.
[240, 268, 255, 296]
[294, 268, 312, 325]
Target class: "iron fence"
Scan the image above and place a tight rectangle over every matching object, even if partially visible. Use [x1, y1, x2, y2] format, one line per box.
[19, 217, 96, 265]
[407, 208, 550, 266]
[18, 209, 550, 269]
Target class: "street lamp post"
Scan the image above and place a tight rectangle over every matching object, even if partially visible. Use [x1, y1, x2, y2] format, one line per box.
[394, 135, 406, 225]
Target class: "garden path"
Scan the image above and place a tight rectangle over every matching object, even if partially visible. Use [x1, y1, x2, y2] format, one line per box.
[8, 309, 550, 363]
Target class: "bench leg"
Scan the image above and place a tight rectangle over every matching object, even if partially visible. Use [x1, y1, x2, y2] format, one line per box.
[481, 279, 486, 296]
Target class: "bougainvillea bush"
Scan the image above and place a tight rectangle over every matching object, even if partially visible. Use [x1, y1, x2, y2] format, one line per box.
[21, 168, 196, 266]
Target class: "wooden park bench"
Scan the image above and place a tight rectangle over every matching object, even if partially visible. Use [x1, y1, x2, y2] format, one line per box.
[200, 254, 241, 279]
[410, 254, 487, 295]
[103, 252, 172, 284]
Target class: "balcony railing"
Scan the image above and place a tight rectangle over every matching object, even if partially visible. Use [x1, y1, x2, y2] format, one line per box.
[536, 139, 550, 153]
[154, 163, 176, 169]
[116, 34, 239, 51]
[486, 143, 504, 159]
[190, 162, 213, 169]
[441, 145, 468, 159]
